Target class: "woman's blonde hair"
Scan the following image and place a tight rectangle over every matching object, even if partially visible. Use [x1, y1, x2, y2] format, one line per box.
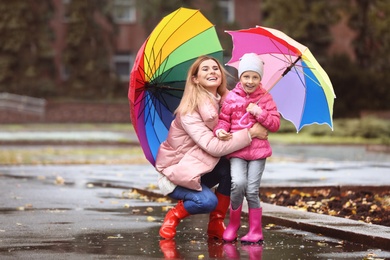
[175, 56, 229, 115]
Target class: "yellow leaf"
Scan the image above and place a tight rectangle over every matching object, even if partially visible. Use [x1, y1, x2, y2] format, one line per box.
[317, 242, 328, 247]
[107, 234, 123, 239]
[55, 176, 65, 185]
[147, 216, 155, 222]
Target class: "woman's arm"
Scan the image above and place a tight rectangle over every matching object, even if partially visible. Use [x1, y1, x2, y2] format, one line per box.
[181, 113, 251, 157]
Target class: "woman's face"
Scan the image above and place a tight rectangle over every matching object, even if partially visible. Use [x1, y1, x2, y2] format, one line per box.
[193, 59, 222, 93]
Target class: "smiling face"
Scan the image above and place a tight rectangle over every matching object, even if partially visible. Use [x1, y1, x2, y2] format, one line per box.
[240, 71, 262, 94]
[192, 59, 222, 95]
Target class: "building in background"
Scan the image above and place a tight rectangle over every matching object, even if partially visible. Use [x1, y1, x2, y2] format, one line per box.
[49, 0, 262, 84]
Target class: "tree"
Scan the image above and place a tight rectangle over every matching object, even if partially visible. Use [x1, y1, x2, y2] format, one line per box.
[261, 0, 340, 63]
[347, 0, 390, 72]
[0, 0, 55, 97]
[62, 0, 118, 99]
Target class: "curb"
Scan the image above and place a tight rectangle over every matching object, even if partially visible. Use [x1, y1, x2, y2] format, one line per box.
[261, 203, 390, 251]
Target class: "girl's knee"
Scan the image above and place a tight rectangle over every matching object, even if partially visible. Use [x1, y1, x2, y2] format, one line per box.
[232, 180, 246, 192]
[246, 193, 260, 203]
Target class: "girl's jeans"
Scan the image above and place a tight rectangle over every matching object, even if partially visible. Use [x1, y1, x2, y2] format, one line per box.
[168, 157, 231, 215]
[230, 157, 266, 210]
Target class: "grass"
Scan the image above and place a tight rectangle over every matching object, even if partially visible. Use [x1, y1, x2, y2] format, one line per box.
[271, 117, 390, 145]
[0, 146, 147, 165]
[0, 117, 388, 165]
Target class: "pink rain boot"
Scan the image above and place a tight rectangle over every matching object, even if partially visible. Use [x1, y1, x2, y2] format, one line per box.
[222, 204, 242, 242]
[241, 207, 264, 244]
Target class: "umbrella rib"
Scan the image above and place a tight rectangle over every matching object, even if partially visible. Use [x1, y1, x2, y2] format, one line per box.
[291, 60, 323, 88]
[267, 37, 296, 66]
[146, 10, 200, 84]
[266, 37, 322, 88]
[267, 36, 323, 88]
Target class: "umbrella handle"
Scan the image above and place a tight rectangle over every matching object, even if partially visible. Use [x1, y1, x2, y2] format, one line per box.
[238, 112, 252, 128]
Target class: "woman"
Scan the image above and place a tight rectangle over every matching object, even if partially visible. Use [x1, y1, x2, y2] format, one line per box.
[155, 56, 268, 240]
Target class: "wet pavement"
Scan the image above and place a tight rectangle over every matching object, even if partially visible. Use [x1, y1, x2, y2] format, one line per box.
[1, 131, 390, 259]
[1, 164, 390, 259]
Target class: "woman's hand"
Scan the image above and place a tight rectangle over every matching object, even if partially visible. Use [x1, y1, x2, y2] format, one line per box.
[249, 122, 268, 140]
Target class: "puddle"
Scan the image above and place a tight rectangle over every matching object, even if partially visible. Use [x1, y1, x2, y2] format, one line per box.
[1, 207, 389, 259]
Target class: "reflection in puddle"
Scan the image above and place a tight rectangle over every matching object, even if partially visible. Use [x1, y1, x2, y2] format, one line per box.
[1, 165, 390, 259]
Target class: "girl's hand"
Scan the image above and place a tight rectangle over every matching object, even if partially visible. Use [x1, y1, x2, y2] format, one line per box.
[246, 103, 262, 116]
[217, 129, 232, 141]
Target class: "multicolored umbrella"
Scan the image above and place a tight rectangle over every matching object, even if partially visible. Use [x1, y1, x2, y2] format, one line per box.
[128, 8, 223, 165]
[226, 26, 336, 132]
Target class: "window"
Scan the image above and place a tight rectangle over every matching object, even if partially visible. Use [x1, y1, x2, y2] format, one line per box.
[113, 0, 136, 23]
[219, 0, 235, 23]
[114, 53, 134, 82]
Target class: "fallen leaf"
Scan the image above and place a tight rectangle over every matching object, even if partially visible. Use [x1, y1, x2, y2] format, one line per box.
[107, 234, 123, 239]
[55, 176, 65, 185]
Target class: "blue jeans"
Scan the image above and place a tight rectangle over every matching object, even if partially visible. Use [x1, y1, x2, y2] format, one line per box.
[168, 157, 231, 215]
[230, 157, 266, 210]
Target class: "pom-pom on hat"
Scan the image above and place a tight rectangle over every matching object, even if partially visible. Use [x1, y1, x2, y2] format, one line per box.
[238, 53, 264, 79]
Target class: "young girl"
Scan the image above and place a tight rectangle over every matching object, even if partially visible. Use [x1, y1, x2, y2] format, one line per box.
[214, 53, 280, 244]
[155, 56, 268, 241]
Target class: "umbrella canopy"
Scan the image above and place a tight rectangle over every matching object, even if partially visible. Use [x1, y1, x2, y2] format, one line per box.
[226, 26, 336, 132]
[128, 7, 223, 165]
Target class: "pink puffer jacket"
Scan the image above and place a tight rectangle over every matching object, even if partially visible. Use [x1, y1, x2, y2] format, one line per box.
[214, 82, 280, 160]
[155, 94, 252, 191]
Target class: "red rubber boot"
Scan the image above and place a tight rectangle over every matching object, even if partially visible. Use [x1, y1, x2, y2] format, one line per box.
[159, 200, 190, 239]
[207, 192, 230, 240]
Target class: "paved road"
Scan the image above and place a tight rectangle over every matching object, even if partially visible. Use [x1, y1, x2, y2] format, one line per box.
[1, 132, 390, 259]
[1, 164, 390, 259]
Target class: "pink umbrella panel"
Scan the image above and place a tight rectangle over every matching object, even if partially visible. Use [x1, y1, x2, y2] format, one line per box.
[226, 26, 336, 132]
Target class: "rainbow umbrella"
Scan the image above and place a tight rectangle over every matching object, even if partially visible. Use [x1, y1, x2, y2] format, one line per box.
[128, 8, 223, 166]
[226, 26, 336, 132]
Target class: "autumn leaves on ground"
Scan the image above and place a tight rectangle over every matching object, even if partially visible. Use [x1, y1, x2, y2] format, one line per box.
[261, 187, 390, 227]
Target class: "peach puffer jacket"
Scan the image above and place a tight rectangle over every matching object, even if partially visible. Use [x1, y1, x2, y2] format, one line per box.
[155, 93, 252, 194]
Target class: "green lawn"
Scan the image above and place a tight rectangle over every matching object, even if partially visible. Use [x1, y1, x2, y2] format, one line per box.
[0, 118, 388, 165]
